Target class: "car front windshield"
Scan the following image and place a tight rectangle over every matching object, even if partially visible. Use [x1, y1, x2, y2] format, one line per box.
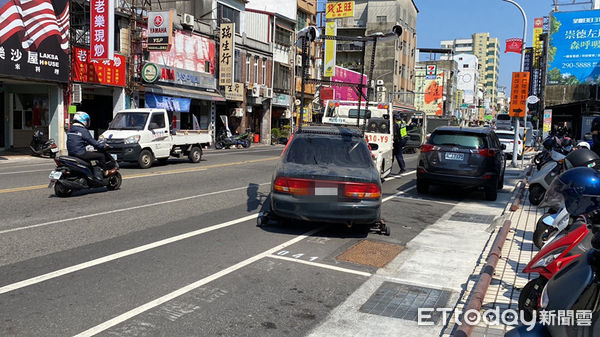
[109, 113, 149, 130]
[285, 135, 372, 168]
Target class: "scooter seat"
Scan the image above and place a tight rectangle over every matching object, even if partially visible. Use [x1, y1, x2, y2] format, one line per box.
[59, 156, 92, 167]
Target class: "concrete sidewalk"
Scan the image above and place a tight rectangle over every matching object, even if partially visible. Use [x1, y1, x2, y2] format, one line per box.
[307, 166, 528, 337]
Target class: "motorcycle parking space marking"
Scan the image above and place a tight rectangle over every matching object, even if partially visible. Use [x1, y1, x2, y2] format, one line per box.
[268, 254, 372, 277]
[382, 170, 416, 182]
[390, 195, 458, 206]
[72, 227, 325, 337]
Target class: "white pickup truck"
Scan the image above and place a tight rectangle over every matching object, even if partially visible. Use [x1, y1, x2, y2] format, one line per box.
[100, 108, 212, 168]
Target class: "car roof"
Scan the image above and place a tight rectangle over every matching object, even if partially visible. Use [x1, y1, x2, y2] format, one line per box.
[433, 126, 492, 134]
[296, 125, 363, 137]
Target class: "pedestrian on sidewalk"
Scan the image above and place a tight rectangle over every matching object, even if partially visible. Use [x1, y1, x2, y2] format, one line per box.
[393, 114, 408, 174]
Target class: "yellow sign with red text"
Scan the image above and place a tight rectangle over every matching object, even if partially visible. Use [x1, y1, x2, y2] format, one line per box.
[326, 1, 355, 19]
[509, 72, 530, 118]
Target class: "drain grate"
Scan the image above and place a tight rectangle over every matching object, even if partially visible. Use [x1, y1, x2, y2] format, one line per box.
[449, 212, 495, 224]
[359, 282, 452, 323]
[336, 240, 404, 268]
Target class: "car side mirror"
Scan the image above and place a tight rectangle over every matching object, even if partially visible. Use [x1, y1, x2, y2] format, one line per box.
[501, 144, 507, 150]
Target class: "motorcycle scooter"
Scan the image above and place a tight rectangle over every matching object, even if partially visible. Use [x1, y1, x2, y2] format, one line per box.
[528, 150, 567, 206]
[30, 129, 58, 158]
[48, 147, 121, 197]
[506, 228, 600, 337]
[214, 130, 251, 149]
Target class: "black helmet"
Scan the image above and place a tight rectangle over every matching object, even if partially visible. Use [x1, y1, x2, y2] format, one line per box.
[592, 116, 600, 132]
[565, 148, 600, 169]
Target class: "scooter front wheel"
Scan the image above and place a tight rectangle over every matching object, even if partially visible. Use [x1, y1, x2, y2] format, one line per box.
[54, 181, 73, 197]
[518, 276, 547, 321]
[106, 172, 122, 191]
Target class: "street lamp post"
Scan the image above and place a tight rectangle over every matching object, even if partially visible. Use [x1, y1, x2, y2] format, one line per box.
[502, 0, 527, 168]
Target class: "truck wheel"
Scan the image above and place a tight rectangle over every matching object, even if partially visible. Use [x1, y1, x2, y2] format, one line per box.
[188, 147, 202, 163]
[138, 149, 153, 169]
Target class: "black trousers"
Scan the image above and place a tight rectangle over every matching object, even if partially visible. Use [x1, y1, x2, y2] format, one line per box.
[76, 151, 110, 170]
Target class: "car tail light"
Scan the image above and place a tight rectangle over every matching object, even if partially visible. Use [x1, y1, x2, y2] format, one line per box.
[343, 182, 381, 199]
[418, 168, 426, 173]
[420, 144, 439, 152]
[478, 149, 496, 157]
[273, 177, 313, 195]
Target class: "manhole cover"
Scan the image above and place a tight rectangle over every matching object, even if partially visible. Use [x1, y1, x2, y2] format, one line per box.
[359, 282, 452, 323]
[336, 240, 404, 268]
[449, 212, 495, 224]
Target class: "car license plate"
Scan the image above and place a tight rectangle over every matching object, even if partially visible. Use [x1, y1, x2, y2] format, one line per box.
[315, 183, 338, 196]
[48, 171, 62, 180]
[444, 152, 464, 161]
[51, 148, 59, 153]
[110, 154, 117, 160]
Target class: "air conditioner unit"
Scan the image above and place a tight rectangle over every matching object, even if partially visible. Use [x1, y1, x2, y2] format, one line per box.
[182, 13, 195, 28]
[72, 84, 82, 104]
[251, 86, 260, 97]
[264, 88, 273, 98]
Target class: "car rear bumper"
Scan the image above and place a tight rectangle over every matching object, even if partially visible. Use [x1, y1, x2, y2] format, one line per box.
[270, 193, 381, 224]
[417, 170, 495, 188]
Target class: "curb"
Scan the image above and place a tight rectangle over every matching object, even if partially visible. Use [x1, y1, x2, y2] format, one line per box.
[509, 165, 531, 212]
[454, 219, 512, 337]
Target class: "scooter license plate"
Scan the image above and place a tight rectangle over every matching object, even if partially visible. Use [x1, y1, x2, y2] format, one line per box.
[48, 171, 62, 180]
[110, 154, 117, 160]
[51, 148, 59, 153]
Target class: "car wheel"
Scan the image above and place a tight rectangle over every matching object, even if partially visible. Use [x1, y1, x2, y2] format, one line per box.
[485, 177, 498, 201]
[497, 173, 504, 190]
[518, 277, 547, 321]
[416, 179, 428, 194]
[528, 184, 546, 206]
[138, 149, 153, 169]
[188, 146, 202, 163]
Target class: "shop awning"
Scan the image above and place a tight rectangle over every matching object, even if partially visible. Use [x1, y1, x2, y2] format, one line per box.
[145, 85, 225, 102]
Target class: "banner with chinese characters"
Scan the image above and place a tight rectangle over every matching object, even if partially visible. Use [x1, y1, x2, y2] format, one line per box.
[0, 0, 69, 82]
[509, 72, 530, 118]
[219, 23, 235, 86]
[90, 0, 114, 60]
[225, 82, 244, 101]
[543, 109, 552, 138]
[325, 1, 355, 19]
[505, 38, 523, 54]
[533, 17, 544, 68]
[324, 21, 336, 77]
[148, 30, 215, 75]
[72, 47, 126, 87]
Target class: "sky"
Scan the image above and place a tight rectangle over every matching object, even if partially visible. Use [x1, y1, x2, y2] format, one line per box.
[415, 0, 593, 91]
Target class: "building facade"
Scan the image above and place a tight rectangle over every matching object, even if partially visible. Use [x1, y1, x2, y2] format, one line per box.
[441, 32, 500, 113]
[332, 0, 418, 109]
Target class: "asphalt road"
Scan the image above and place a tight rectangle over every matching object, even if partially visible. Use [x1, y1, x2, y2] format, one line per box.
[0, 146, 493, 336]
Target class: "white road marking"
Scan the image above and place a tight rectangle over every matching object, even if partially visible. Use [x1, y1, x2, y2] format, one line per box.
[382, 170, 416, 182]
[0, 183, 270, 235]
[382, 185, 416, 202]
[0, 214, 259, 295]
[0, 168, 50, 175]
[72, 227, 323, 337]
[391, 195, 457, 206]
[268, 255, 372, 277]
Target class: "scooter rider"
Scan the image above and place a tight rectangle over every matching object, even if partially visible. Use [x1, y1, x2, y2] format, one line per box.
[67, 111, 116, 177]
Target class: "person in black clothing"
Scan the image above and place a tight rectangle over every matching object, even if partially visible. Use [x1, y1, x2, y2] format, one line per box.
[67, 111, 116, 177]
[393, 114, 407, 174]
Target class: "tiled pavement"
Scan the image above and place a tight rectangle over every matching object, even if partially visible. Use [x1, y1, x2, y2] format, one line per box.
[443, 168, 543, 336]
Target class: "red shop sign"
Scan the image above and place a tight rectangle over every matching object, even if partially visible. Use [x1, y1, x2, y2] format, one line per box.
[73, 47, 126, 87]
[90, 0, 114, 60]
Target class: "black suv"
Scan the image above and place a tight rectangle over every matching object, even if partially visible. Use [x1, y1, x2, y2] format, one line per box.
[416, 127, 506, 201]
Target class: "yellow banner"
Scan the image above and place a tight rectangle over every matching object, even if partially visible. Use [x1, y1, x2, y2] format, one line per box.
[219, 23, 235, 86]
[324, 21, 336, 77]
[326, 1, 355, 19]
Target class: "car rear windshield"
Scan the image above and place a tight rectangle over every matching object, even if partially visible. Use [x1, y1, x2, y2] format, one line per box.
[285, 134, 372, 168]
[497, 114, 511, 121]
[429, 131, 488, 149]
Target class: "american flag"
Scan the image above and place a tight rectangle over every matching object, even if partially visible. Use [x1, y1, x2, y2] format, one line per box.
[0, 0, 69, 51]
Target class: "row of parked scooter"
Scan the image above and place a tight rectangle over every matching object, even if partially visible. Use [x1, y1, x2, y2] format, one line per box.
[507, 135, 600, 336]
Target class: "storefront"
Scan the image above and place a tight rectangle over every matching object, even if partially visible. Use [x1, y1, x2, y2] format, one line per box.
[271, 93, 292, 129]
[0, 0, 68, 151]
[71, 47, 128, 138]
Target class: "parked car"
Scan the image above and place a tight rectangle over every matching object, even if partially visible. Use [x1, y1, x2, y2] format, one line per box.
[495, 129, 523, 159]
[416, 127, 506, 201]
[266, 125, 383, 228]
